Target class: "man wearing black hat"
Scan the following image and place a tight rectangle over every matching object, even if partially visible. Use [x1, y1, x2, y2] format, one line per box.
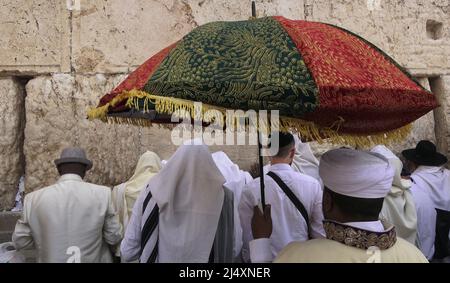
[402, 140, 450, 261]
[12, 147, 122, 263]
[239, 132, 325, 262]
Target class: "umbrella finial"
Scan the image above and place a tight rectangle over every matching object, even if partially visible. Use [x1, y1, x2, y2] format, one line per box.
[251, 1, 256, 19]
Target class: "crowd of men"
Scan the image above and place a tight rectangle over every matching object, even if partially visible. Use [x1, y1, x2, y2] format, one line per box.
[9, 133, 450, 263]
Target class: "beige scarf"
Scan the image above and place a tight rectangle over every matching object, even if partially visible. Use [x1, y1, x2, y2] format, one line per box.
[113, 151, 162, 230]
[371, 145, 418, 244]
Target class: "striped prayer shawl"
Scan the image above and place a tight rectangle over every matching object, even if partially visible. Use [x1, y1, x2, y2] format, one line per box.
[140, 190, 159, 263]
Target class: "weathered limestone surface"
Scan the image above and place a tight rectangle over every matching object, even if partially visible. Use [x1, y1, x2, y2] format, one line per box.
[24, 75, 77, 192]
[0, 0, 70, 74]
[24, 74, 142, 191]
[305, 0, 450, 76]
[445, 75, 450, 166]
[0, 78, 24, 210]
[71, 0, 304, 74]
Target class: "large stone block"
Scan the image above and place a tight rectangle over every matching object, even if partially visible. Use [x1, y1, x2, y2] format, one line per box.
[187, 0, 304, 25]
[305, 0, 450, 74]
[71, 0, 199, 73]
[74, 74, 143, 186]
[0, 0, 70, 74]
[71, 0, 304, 74]
[0, 78, 24, 211]
[24, 75, 77, 192]
[24, 74, 143, 191]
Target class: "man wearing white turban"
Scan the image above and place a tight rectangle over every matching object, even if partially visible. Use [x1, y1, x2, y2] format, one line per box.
[370, 145, 417, 245]
[249, 148, 428, 263]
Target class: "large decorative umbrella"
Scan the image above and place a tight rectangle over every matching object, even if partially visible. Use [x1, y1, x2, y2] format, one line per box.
[88, 14, 438, 206]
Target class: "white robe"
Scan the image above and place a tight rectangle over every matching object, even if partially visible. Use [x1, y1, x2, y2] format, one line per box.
[121, 143, 226, 263]
[371, 145, 418, 245]
[212, 151, 253, 260]
[410, 179, 437, 260]
[411, 166, 450, 212]
[291, 135, 322, 187]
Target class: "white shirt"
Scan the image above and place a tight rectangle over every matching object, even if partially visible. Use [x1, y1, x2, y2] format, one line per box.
[239, 163, 325, 262]
[13, 174, 122, 263]
[250, 220, 385, 263]
[410, 181, 436, 260]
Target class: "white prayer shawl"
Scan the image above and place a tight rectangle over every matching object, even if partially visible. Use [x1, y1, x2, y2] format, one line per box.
[150, 143, 225, 263]
[410, 182, 436, 260]
[212, 151, 250, 259]
[371, 145, 418, 245]
[212, 151, 253, 189]
[411, 166, 450, 212]
[291, 135, 322, 186]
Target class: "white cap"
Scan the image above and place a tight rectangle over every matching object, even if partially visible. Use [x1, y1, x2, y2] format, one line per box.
[319, 148, 394, 199]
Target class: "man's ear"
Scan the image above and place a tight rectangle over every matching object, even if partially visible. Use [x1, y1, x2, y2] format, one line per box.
[288, 146, 296, 159]
[56, 165, 62, 175]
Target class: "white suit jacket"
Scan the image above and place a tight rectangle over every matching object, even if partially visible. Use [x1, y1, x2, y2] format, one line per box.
[13, 174, 122, 263]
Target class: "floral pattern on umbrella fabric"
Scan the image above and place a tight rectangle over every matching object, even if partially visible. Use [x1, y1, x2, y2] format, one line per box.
[144, 16, 319, 118]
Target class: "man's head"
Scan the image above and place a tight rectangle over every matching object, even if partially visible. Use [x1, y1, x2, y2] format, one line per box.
[402, 140, 448, 171]
[319, 148, 394, 223]
[54, 147, 92, 178]
[269, 132, 295, 165]
[57, 162, 88, 179]
[322, 187, 384, 222]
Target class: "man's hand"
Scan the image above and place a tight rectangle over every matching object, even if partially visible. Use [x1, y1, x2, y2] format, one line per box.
[251, 205, 272, 239]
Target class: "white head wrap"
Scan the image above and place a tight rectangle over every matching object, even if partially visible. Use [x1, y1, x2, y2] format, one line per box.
[319, 148, 394, 199]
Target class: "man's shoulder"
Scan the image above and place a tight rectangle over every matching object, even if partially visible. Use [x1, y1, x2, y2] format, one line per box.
[82, 182, 112, 192]
[290, 171, 321, 186]
[394, 237, 428, 257]
[25, 183, 59, 199]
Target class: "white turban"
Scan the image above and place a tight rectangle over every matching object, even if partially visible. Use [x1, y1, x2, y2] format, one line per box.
[319, 148, 395, 199]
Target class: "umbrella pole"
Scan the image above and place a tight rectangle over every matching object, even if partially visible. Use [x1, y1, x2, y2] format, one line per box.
[258, 131, 266, 210]
[251, 1, 256, 18]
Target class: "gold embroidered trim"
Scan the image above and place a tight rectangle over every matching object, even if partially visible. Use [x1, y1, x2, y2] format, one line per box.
[323, 220, 397, 250]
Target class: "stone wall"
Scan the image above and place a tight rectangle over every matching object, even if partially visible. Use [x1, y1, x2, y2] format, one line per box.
[0, 0, 449, 209]
[0, 78, 25, 210]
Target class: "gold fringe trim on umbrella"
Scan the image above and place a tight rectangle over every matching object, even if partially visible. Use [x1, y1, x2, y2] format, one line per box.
[87, 89, 412, 148]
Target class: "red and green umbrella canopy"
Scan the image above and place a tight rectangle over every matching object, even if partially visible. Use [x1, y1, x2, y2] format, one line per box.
[89, 16, 437, 146]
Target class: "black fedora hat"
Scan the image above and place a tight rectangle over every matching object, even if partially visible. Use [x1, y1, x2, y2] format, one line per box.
[402, 140, 448, 166]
